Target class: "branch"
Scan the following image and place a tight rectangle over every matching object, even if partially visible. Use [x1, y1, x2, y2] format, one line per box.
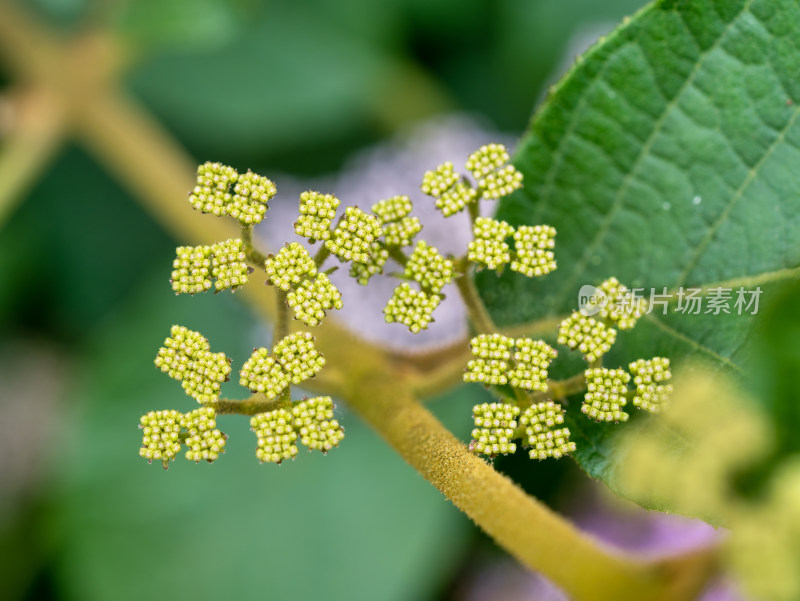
[0, 88, 65, 226]
[342, 356, 711, 601]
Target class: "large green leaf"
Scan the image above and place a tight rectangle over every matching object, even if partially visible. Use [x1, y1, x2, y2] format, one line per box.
[477, 0, 800, 507]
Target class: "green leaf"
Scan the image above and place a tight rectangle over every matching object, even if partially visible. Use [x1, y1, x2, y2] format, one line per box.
[477, 0, 800, 511]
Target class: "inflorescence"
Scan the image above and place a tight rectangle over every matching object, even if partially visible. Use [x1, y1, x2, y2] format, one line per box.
[240, 332, 326, 398]
[189, 162, 276, 225]
[520, 402, 575, 460]
[421, 143, 522, 217]
[251, 396, 344, 464]
[154, 326, 231, 404]
[171, 241, 252, 294]
[629, 357, 672, 413]
[583, 368, 631, 422]
[145, 153, 673, 472]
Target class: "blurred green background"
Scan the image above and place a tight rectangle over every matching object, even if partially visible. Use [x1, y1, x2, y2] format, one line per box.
[0, 1, 721, 600]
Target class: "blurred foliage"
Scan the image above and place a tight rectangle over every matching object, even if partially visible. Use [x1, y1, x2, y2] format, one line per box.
[0, 0, 706, 600]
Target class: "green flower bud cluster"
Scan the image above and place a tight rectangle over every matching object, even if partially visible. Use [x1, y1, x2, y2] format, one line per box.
[598, 277, 646, 330]
[263, 241, 342, 326]
[251, 408, 298, 464]
[383, 283, 441, 333]
[371, 195, 422, 247]
[264, 242, 316, 291]
[421, 162, 477, 217]
[210, 239, 250, 291]
[139, 410, 182, 468]
[230, 170, 277, 225]
[520, 401, 576, 460]
[371, 195, 414, 223]
[189, 162, 276, 225]
[170, 241, 251, 295]
[171, 245, 212, 294]
[326, 207, 384, 264]
[557, 311, 617, 363]
[350, 243, 389, 285]
[510, 225, 557, 278]
[180, 406, 227, 463]
[291, 396, 344, 452]
[463, 334, 557, 392]
[139, 407, 228, 468]
[154, 326, 231, 403]
[583, 368, 630, 422]
[239, 349, 290, 398]
[420, 144, 522, 217]
[470, 402, 520, 457]
[508, 339, 558, 392]
[273, 332, 326, 384]
[464, 333, 514, 385]
[286, 273, 344, 326]
[240, 333, 325, 398]
[465, 143, 523, 200]
[251, 397, 345, 463]
[295, 191, 340, 242]
[629, 357, 672, 413]
[468, 217, 515, 270]
[404, 241, 454, 294]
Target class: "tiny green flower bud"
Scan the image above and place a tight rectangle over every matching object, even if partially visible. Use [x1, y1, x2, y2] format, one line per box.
[465, 144, 523, 200]
[180, 406, 227, 463]
[508, 339, 558, 392]
[629, 357, 672, 412]
[229, 170, 276, 226]
[469, 402, 520, 457]
[239, 348, 291, 399]
[189, 162, 238, 215]
[291, 396, 345, 452]
[251, 408, 299, 464]
[325, 207, 384, 264]
[404, 241, 454, 294]
[510, 225, 557, 278]
[598, 277, 647, 330]
[468, 217, 515, 270]
[264, 242, 317, 291]
[295, 191, 340, 242]
[170, 245, 212, 294]
[139, 409, 183, 469]
[371, 195, 413, 223]
[286, 273, 343, 326]
[349, 243, 389, 285]
[421, 162, 478, 217]
[583, 368, 631, 422]
[557, 311, 617, 363]
[210, 239, 250, 291]
[272, 332, 326, 384]
[519, 401, 576, 460]
[383, 283, 441, 333]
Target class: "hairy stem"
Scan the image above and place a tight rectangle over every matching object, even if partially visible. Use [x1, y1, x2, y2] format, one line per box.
[454, 270, 497, 334]
[241, 224, 268, 265]
[216, 395, 284, 416]
[342, 361, 680, 601]
[313, 244, 330, 269]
